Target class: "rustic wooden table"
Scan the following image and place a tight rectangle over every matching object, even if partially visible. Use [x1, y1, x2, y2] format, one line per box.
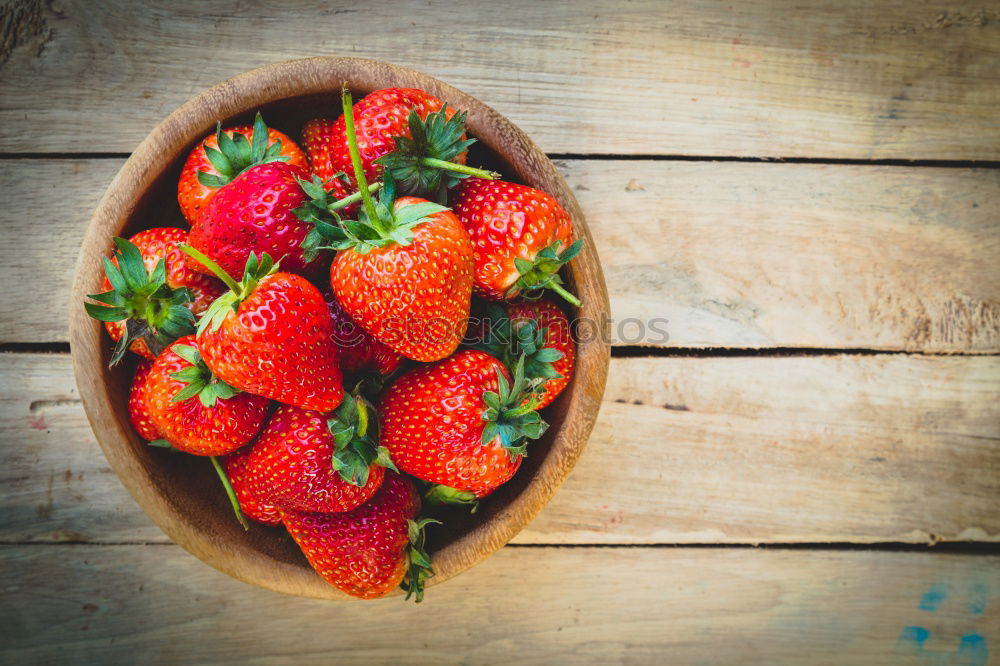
[2, 1, 998, 663]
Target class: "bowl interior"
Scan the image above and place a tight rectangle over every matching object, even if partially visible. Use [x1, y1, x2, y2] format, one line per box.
[72, 58, 609, 599]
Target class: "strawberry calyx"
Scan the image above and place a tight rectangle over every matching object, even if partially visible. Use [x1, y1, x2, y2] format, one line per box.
[145, 440, 249, 531]
[196, 112, 291, 189]
[374, 106, 498, 201]
[509, 239, 584, 307]
[326, 391, 398, 487]
[179, 246, 277, 334]
[423, 483, 479, 513]
[168, 343, 240, 408]
[473, 303, 565, 387]
[85, 237, 196, 366]
[336, 88, 451, 255]
[401, 517, 440, 602]
[293, 175, 383, 261]
[481, 355, 548, 458]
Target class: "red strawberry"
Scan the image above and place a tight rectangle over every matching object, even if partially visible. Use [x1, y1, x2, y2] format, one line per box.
[144, 335, 270, 456]
[244, 399, 388, 514]
[178, 113, 308, 225]
[326, 294, 403, 378]
[186, 250, 344, 412]
[85, 229, 224, 365]
[508, 299, 575, 408]
[476, 298, 576, 409]
[187, 161, 323, 279]
[282, 472, 436, 600]
[302, 118, 354, 201]
[308, 89, 498, 202]
[331, 194, 473, 362]
[324, 88, 465, 190]
[379, 349, 547, 498]
[451, 178, 583, 305]
[128, 360, 161, 441]
[222, 445, 282, 526]
[323, 90, 474, 363]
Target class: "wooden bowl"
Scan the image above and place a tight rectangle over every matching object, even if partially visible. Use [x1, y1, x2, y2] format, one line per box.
[69, 57, 610, 600]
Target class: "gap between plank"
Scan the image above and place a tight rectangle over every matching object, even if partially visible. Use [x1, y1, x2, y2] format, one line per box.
[2, 541, 998, 553]
[1, 344, 996, 358]
[548, 154, 1000, 169]
[2, 153, 1000, 170]
[609, 346, 994, 358]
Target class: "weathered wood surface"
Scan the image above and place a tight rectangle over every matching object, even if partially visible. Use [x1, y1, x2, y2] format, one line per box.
[2, 0, 998, 658]
[4, 353, 997, 545]
[3, 159, 998, 351]
[3, 544, 997, 664]
[1, 1, 999, 159]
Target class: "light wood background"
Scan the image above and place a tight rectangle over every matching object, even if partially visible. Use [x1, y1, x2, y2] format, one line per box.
[1, 0, 998, 663]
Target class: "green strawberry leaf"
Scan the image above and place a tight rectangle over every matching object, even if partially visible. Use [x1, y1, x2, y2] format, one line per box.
[375, 106, 496, 198]
[508, 239, 585, 307]
[325, 391, 394, 487]
[85, 237, 200, 367]
[478, 356, 549, 458]
[401, 517, 440, 602]
[195, 113, 289, 191]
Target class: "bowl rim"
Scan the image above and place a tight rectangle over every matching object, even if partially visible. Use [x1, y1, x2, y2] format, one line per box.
[69, 56, 611, 600]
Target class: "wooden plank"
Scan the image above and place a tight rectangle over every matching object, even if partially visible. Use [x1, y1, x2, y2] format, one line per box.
[3, 353, 997, 545]
[0, 1, 998, 159]
[3, 544, 997, 664]
[0, 159, 119, 342]
[565, 161, 1000, 352]
[3, 159, 998, 351]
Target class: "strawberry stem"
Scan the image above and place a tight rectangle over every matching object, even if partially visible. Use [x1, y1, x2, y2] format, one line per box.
[341, 88, 382, 231]
[210, 455, 249, 531]
[418, 157, 498, 180]
[328, 181, 382, 212]
[547, 281, 581, 308]
[355, 396, 369, 439]
[179, 244, 241, 294]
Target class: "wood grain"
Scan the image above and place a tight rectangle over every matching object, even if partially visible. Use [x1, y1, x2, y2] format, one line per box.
[4, 544, 997, 664]
[1, 1, 998, 159]
[5, 353, 997, 545]
[567, 161, 1000, 352]
[4, 159, 998, 351]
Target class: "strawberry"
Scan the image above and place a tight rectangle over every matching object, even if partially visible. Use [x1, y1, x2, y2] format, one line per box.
[313, 88, 493, 200]
[474, 299, 576, 409]
[379, 349, 547, 498]
[144, 335, 270, 456]
[178, 113, 308, 225]
[187, 160, 323, 279]
[282, 472, 437, 600]
[222, 445, 282, 526]
[85, 229, 224, 365]
[329, 190, 474, 362]
[244, 397, 390, 514]
[301, 117, 354, 201]
[326, 294, 403, 379]
[127, 360, 161, 441]
[451, 178, 583, 305]
[316, 90, 475, 363]
[183, 249, 344, 412]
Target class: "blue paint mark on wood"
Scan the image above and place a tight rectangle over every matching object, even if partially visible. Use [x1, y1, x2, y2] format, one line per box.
[899, 625, 930, 647]
[919, 583, 949, 612]
[895, 626, 950, 665]
[968, 583, 989, 616]
[896, 626, 989, 665]
[957, 634, 988, 666]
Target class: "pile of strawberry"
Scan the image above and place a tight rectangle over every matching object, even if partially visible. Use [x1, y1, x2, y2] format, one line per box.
[85, 87, 582, 601]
